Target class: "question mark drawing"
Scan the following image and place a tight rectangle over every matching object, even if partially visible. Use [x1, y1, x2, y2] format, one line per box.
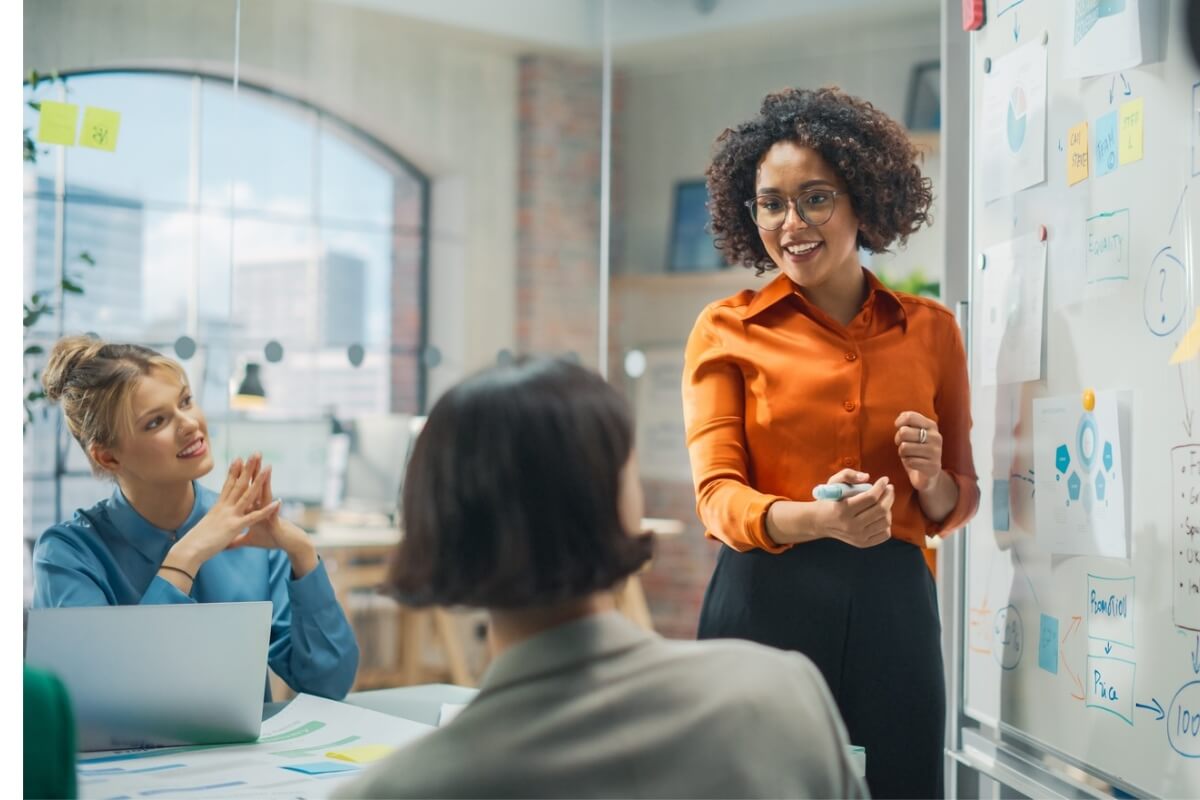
[1160, 267, 1168, 323]
[1144, 246, 1186, 337]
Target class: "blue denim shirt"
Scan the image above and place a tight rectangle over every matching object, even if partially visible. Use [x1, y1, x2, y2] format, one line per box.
[32, 482, 359, 701]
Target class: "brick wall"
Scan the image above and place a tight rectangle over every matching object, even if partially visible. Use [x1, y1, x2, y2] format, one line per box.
[516, 54, 606, 366]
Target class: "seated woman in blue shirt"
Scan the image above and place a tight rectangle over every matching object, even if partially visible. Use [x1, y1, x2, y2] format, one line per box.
[32, 335, 359, 701]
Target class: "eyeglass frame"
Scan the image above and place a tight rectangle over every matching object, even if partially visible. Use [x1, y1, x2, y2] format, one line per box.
[743, 189, 843, 231]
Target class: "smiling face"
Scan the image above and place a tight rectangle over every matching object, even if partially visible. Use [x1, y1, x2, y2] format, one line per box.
[754, 141, 863, 290]
[93, 367, 214, 486]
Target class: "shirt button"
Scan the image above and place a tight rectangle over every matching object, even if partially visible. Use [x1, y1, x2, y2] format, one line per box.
[843, 457, 855, 467]
[844, 401, 857, 412]
[844, 352, 857, 362]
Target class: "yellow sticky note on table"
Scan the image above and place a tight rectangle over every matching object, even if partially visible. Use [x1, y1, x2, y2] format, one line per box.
[1118, 97, 1143, 165]
[37, 100, 79, 146]
[1066, 121, 1089, 186]
[79, 106, 121, 152]
[326, 744, 395, 764]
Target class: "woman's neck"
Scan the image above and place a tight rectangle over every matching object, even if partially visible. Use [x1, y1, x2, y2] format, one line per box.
[801, 263, 869, 327]
[487, 592, 616, 657]
[118, 478, 196, 532]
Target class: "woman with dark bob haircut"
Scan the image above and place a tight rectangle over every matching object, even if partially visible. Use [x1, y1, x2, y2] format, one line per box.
[336, 358, 866, 799]
[684, 86, 979, 798]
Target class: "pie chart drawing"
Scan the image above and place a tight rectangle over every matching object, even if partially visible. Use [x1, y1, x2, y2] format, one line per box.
[1006, 86, 1027, 153]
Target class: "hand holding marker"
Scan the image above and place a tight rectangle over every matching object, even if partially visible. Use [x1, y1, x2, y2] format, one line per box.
[813, 482, 874, 501]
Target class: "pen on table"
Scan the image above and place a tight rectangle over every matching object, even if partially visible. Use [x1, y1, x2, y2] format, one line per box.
[812, 482, 873, 501]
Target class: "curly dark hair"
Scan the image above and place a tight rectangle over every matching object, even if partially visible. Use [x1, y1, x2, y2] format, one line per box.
[706, 86, 933, 274]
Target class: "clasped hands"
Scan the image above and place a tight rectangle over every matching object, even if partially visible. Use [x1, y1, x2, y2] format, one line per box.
[808, 411, 944, 549]
[163, 453, 318, 580]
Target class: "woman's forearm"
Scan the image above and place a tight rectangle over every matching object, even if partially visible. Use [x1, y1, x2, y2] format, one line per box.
[917, 470, 959, 524]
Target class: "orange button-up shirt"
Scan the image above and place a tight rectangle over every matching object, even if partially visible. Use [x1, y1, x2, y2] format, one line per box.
[682, 269, 979, 574]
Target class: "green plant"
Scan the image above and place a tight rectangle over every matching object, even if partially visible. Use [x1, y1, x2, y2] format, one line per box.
[875, 266, 940, 298]
[24, 69, 59, 166]
[24, 252, 96, 430]
[23, 69, 95, 431]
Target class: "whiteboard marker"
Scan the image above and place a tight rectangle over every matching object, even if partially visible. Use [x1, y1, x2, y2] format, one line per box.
[813, 483, 873, 501]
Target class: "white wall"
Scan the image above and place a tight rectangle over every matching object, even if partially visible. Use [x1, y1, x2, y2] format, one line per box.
[23, 0, 522, 402]
[614, 10, 941, 278]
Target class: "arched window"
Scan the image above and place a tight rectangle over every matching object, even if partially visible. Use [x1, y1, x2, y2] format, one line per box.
[23, 70, 428, 537]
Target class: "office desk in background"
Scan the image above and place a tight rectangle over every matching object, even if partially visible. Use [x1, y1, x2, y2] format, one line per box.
[305, 517, 684, 693]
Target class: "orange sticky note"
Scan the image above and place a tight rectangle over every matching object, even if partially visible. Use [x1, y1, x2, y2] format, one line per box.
[37, 100, 78, 146]
[1066, 122, 1089, 186]
[1118, 98, 1143, 166]
[79, 106, 121, 152]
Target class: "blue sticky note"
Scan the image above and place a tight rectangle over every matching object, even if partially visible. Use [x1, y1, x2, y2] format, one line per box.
[281, 761, 360, 776]
[992, 479, 1011, 531]
[1093, 111, 1118, 177]
[1038, 614, 1059, 674]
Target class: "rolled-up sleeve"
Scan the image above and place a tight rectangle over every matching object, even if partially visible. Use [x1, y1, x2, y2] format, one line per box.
[682, 306, 790, 553]
[265, 554, 359, 700]
[926, 317, 980, 536]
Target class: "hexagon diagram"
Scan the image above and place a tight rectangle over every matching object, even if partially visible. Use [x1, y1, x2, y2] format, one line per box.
[1103, 441, 1113, 472]
[1056, 444, 1071, 474]
[1095, 470, 1107, 501]
[1067, 471, 1082, 501]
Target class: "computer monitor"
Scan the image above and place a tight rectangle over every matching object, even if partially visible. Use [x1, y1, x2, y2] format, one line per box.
[340, 414, 416, 514]
[203, 418, 331, 505]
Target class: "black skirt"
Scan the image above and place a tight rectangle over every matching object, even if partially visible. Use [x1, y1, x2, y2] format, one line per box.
[697, 537, 945, 800]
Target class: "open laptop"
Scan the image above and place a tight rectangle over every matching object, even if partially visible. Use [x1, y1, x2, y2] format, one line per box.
[25, 601, 272, 751]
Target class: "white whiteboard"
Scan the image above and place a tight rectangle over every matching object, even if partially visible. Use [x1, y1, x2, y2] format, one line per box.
[964, 1, 1200, 796]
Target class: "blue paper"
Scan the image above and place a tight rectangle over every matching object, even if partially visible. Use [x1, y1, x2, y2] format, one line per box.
[992, 479, 1011, 531]
[281, 761, 360, 776]
[1094, 111, 1118, 176]
[1038, 613, 1060, 674]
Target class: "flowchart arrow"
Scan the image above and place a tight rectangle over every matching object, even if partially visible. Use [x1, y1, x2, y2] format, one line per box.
[1120, 73, 1131, 95]
[1013, 12, 1020, 41]
[1136, 698, 1165, 720]
[1180, 363, 1197, 437]
[1104, 641, 1113, 655]
[1192, 634, 1200, 675]
[1109, 76, 1116, 104]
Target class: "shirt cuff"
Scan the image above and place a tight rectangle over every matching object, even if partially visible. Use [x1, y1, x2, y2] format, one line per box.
[287, 557, 338, 610]
[739, 493, 793, 553]
[141, 575, 195, 605]
[924, 469, 980, 536]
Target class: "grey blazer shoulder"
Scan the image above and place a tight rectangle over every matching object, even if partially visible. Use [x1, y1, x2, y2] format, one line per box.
[335, 612, 867, 799]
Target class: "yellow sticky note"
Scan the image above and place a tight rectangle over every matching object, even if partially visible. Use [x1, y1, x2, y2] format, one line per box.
[1066, 121, 1089, 186]
[1170, 310, 1200, 365]
[36, 100, 79, 146]
[1118, 97, 1143, 165]
[79, 106, 121, 152]
[325, 744, 395, 764]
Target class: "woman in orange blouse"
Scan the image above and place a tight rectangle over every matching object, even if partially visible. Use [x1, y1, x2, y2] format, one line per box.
[684, 87, 979, 799]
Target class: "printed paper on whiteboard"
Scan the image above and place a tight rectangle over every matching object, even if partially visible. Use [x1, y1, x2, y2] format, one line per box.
[1062, 0, 1143, 79]
[979, 41, 1048, 203]
[975, 233, 1047, 387]
[1033, 391, 1129, 557]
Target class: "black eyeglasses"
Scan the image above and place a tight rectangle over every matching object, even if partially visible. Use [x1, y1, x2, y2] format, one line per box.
[744, 189, 840, 230]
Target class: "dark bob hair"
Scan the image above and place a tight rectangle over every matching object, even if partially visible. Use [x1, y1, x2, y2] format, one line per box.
[388, 358, 654, 609]
[706, 86, 933, 275]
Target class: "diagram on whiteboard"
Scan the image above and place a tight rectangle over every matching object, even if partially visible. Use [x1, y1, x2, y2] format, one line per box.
[979, 40, 1048, 202]
[1033, 390, 1128, 557]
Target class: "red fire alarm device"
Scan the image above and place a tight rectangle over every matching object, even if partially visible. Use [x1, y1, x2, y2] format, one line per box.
[963, 0, 984, 31]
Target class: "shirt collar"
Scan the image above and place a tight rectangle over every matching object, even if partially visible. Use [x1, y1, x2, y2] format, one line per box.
[478, 611, 655, 693]
[107, 480, 209, 561]
[740, 267, 909, 331]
